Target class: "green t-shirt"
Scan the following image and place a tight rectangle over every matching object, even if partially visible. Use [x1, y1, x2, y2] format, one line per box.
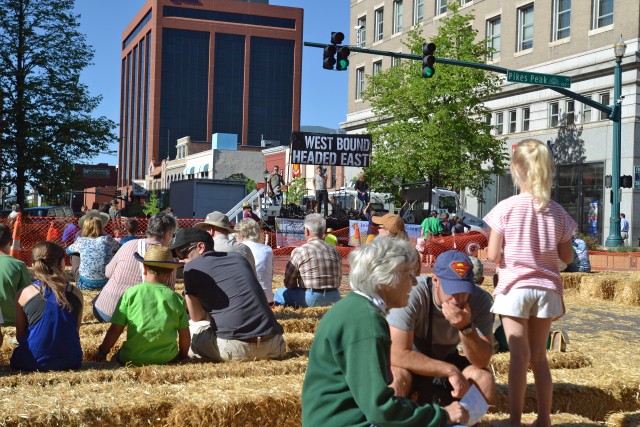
[324, 234, 338, 247]
[111, 282, 188, 366]
[420, 217, 443, 238]
[0, 254, 32, 325]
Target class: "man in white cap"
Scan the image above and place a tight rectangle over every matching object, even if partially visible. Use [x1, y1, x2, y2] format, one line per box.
[386, 250, 495, 407]
[195, 211, 256, 273]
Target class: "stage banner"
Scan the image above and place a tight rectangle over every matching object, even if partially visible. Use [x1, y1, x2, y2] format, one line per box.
[275, 218, 305, 248]
[290, 131, 372, 167]
[349, 220, 370, 246]
[405, 224, 422, 242]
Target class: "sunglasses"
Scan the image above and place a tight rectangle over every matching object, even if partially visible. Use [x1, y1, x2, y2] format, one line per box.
[173, 243, 198, 259]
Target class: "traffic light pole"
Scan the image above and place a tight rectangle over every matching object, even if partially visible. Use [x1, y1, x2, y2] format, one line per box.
[306, 39, 624, 246]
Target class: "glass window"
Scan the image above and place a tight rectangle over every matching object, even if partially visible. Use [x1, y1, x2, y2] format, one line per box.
[508, 110, 517, 133]
[159, 28, 209, 161]
[552, 0, 571, 41]
[213, 34, 245, 141]
[374, 8, 384, 41]
[356, 67, 365, 99]
[373, 60, 382, 76]
[582, 95, 592, 123]
[248, 37, 295, 147]
[495, 112, 503, 135]
[356, 16, 366, 47]
[123, 10, 152, 49]
[592, 0, 613, 29]
[517, 4, 534, 51]
[392, 56, 401, 67]
[460, 0, 472, 4]
[393, 1, 403, 34]
[566, 100, 575, 125]
[413, 0, 424, 24]
[599, 92, 610, 120]
[436, 0, 447, 15]
[522, 107, 530, 131]
[549, 102, 559, 127]
[486, 16, 501, 60]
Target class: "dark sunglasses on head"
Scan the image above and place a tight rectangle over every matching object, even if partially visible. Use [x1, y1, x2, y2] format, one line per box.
[173, 243, 197, 259]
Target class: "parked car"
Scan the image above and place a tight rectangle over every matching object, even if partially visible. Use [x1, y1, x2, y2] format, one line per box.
[22, 206, 74, 218]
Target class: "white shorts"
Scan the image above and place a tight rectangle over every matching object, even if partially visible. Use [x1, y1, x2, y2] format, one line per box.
[492, 288, 564, 319]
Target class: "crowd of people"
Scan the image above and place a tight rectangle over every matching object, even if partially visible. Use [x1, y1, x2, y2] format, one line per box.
[0, 141, 594, 425]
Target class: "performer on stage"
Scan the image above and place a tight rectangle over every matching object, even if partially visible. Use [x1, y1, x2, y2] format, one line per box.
[355, 171, 369, 211]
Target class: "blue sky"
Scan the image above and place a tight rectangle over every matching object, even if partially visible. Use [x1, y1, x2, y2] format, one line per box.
[74, 0, 349, 166]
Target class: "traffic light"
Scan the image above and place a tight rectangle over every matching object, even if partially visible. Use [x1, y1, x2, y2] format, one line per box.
[323, 32, 346, 71]
[621, 175, 633, 188]
[422, 42, 436, 78]
[323, 45, 336, 70]
[336, 46, 350, 71]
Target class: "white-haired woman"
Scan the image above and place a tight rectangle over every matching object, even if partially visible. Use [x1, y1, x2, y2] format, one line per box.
[234, 218, 274, 304]
[302, 237, 468, 426]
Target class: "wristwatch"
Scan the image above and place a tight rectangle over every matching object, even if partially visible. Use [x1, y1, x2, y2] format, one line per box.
[458, 324, 474, 335]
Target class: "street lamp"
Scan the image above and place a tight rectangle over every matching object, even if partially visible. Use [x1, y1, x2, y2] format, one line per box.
[605, 35, 627, 247]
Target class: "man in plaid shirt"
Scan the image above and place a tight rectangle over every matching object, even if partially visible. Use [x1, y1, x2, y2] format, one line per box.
[273, 214, 342, 307]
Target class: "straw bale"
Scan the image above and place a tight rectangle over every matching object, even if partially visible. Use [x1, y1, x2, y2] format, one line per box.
[478, 412, 601, 425]
[562, 272, 590, 291]
[0, 374, 304, 427]
[272, 305, 330, 320]
[612, 280, 640, 306]
[284, 332, 314, 353]
[489, 351, 592, 377]
[580, 275, 619, 300]
[606, 411, 640, 427]
[279, 318, 319, 334]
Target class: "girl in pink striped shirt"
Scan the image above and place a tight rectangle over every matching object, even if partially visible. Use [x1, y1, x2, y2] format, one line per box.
[484, 139, 575, 427]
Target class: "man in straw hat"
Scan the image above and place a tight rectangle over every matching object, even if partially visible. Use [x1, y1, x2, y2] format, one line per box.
[92, 245, 189, 366]
[386, 250, 496, 407]
[171, 227, 285, 362]
[194, 211, 256, 272]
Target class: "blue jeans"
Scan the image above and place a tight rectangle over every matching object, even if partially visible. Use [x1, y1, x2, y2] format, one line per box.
[270, 193, 282, 206]
[273, 287, 341, 307]
[77, 276, 108, 290]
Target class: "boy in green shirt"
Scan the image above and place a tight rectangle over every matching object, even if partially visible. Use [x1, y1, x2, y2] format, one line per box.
[0, 224, 31, 325]
[92, 246, 190, 366]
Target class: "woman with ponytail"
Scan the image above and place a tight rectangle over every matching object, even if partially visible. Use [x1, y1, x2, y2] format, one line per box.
[11, 242, 83, 371]
[484, 139, 576, 427]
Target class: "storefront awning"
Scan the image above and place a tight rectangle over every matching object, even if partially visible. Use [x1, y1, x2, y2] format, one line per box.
[183, 166, 195, 175]
[198, 164, 209, 172]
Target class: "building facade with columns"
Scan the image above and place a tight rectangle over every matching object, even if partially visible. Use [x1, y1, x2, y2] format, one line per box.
[343, 0, 640, 244]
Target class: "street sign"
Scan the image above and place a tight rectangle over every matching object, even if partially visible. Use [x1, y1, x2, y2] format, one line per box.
[634, 166, 640, 190]
[506, 70, 571, 88]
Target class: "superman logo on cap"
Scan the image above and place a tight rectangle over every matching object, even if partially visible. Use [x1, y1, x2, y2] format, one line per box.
[449, 261, 471, 278]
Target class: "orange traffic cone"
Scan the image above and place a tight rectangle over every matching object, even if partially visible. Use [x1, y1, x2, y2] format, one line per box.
[46, 221, 56, 242]
[10, 212, 23, 259]
[352, 222, 361, 247]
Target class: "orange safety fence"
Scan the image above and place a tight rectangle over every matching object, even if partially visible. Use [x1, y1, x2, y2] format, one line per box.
[1, 216, 634, 274]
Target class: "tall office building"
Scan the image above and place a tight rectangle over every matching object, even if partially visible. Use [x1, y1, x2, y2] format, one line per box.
[344, 0, 639, 241]
[119, 0, 303, 187]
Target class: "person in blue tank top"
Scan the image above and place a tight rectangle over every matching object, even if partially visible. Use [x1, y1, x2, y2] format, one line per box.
[11, 242, 84, 372]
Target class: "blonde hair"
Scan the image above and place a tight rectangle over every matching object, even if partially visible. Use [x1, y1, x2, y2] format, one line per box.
[31, 242, 71, 310]
[511, 139, 554, 210]
[82, 216, 103, 238]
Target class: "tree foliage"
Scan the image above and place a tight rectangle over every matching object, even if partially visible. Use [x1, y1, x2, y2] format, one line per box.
[363, 3, 507, 200]
[143, 191, 161, 217]
[0, 0, 117, 206]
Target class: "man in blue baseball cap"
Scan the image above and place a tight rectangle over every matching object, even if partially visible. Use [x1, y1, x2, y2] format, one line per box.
[386, 250, 496, 407]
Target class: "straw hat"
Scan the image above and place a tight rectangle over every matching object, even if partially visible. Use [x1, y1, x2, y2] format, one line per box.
[194, 211, 233, 232]
[133, 245, 184, 270]
[242, 202, 252, 210]
[78, 209, 110, 229]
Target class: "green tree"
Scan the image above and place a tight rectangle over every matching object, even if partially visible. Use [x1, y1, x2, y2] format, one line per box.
[363, 2, 507, 200]
[286, 177, 307, 205]
[0, 0, 117, 207]
[143, 191, 161, 217]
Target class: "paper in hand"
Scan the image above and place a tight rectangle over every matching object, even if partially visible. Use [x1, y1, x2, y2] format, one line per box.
[452, 384, 488, 427]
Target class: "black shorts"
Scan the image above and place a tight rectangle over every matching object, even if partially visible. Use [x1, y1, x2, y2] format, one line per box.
[411, 352, 471, 406]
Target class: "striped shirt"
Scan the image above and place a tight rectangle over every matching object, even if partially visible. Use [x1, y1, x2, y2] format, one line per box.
[94, 238, 176, 317]
[284, 237, 342, 290]
[483, 192, 576, 296]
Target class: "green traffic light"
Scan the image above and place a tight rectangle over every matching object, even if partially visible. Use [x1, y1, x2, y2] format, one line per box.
[338, 58, 349, 69]
[423, 67, 435, 78]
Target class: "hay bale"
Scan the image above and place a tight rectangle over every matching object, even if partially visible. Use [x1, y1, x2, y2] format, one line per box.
[490, 351, 592, 377]
[284, 332, 314, 353]
[0, 374, 304, 427]
[606, 411, 640, 427]
[580, 275, 619, 300]
[279, 318, 319, 334]
[479, 412, 600, 425]
[612, 280, 640, 306]
[562, 272, 590, 291]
